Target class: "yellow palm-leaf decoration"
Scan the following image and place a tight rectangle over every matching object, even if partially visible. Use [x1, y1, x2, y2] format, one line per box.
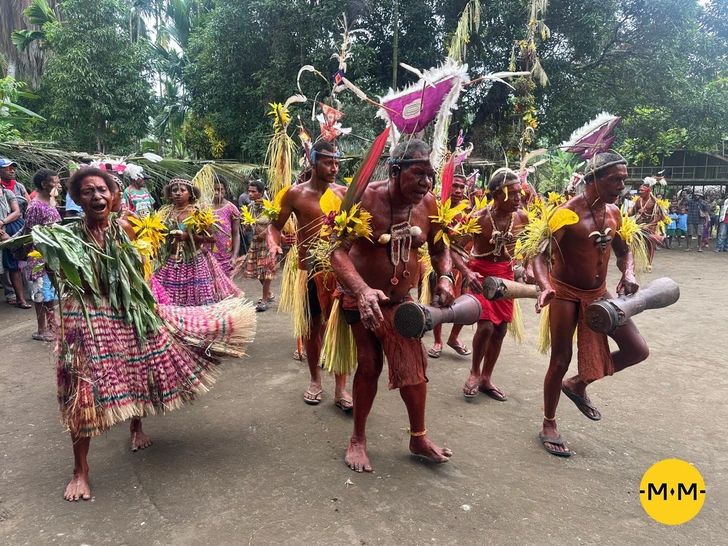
[27, 250, 42, 259]
[132, 239, 155, 280]
[519, 200, 580, 261]
[240, 205, 257, 227]
[617, 213, 650, 273]
[320, 188, 342, 217]
[429, 198, 471, 247]
[274, 185, 292, 209]
[266, 103, 297, 196]
[471, 194, 492, 212]
[546, 191, 565, 205]
[130, 212, 168, 255]
[191, 164, 217, 205]
[547, 208, 579, 233]
[184, 207, 219, 236]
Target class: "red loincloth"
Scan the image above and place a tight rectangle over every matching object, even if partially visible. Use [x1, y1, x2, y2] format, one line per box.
[468, 259, 514, 324]
[341, 294, 428, 390]
[551, 277, 614, 382]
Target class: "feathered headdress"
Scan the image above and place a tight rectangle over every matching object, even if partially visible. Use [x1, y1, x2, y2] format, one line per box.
[561, 113, 623, 159]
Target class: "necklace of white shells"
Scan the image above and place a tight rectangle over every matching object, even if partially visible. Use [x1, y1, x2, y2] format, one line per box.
[376, 202, 422, 286]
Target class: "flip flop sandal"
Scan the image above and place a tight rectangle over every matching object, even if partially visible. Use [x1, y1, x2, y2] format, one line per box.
[447, 341, 472, 356]
[266, 294, 276, 302]
[462, 382, 479, 399]
[539, 433, 571, 457]
[334, 397, 353, 412]
[16, 302, 32, 309]
[293, 350, 308, 361]
[427, 347, 442, 358]
[478, 386, 507, 402]
[255, 300, 268, 312]
[561, 385, 601, 421]
[6, 299, 17, 306]
[303, 388, 323, 405]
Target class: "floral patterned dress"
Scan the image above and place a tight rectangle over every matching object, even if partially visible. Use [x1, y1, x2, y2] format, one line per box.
[24, 200, 62, 302]
[211, 201, 240, 277]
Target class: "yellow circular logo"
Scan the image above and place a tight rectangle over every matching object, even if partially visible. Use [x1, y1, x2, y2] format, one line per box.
[639, 459, 706, 525]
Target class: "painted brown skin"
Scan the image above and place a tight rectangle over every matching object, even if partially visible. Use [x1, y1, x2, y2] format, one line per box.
[266, 154, 350, 406]
[330, 152, 455, 473]
[430, 177, 470, 355]
[463, 182, 529, 399]
[630, 185, 660, 262]
[533, 164, 649, 456]
[64, 176, 151, 502]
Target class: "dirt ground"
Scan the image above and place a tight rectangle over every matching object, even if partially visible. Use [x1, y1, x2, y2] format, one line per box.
[0, 246, 726, 546]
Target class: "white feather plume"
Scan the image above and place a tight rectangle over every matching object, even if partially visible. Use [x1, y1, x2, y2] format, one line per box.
[560, 112, 619, 149]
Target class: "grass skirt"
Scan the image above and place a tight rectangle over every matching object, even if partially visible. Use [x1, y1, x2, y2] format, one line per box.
[57, 295, 256, 437]
[153, 250, 242, 307]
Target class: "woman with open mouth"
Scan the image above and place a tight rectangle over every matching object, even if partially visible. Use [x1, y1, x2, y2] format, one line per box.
[10, 167, 256, 501]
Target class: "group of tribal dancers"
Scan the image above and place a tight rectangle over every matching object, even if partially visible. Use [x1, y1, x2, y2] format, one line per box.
[16, 140, 654, 501]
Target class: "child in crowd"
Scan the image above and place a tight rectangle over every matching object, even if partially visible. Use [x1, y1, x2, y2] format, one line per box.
[666, 205, 679, 249]
[675, 206, 688, 248]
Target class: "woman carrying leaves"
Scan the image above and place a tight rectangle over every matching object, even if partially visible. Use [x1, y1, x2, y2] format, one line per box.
[4, 167, 256, 501]
[153, 177, 242, 306]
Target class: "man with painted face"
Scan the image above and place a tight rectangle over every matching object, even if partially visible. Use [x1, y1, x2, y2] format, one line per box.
[427, 174, 474, 359]
[532, 151, 650, 457]
[330, 139, 455, 473]
[462, 169, 529, 401]
[267, 140, 352, 411]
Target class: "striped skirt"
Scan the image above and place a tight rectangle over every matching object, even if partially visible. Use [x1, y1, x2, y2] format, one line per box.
[153, 251, 242, 307]
[57, 295, 256, 437]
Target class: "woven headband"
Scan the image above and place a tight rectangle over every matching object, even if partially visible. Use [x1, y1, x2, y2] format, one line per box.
[167, 177, 193, 188]
[310, 149, 342, 163]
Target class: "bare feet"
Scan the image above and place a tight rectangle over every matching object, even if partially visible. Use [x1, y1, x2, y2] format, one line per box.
[346, 436, 372, 473]
[540, 419, 570, 457]
[64, 469, 91, 501]
[409, 435, 452, 463]
[130, 419, 152, 452]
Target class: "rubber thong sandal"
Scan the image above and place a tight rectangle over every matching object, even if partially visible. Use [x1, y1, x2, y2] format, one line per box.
[255, 300, 267, 312]
[16, 302, 32, 309]
[561, 385, 601, 421]
[539, 433, 571, 457]
[478, 385, 507, 402]
[334, 397, 353, 412]
[447, 341, 472, 356]
[427, 346, 442, 358]
[462, 381, 479, 399]
[303, 388, 323, 405]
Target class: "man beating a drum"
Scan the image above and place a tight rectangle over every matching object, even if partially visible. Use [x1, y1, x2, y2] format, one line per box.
[532, 151, 650, 457]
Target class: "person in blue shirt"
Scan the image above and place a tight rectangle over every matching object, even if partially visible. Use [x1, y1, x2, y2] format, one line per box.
[666, 205, 679, 249]
[675, 206, 688, 248]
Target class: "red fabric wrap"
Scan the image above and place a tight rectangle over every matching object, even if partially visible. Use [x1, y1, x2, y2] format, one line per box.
[551, 277, 614, 382]
[341, 294, 428, 390]
[468, 259, 514, 324]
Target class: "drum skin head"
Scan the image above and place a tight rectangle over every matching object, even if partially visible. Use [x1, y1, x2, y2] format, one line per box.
[394, 302, 429, 338]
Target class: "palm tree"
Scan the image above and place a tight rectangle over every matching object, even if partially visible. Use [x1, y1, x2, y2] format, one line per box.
[0, 0, 57, 88]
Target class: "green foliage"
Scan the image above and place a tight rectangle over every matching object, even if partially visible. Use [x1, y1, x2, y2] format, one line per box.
[0, 75, 44, 141]
[41, 0, 152, 153]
